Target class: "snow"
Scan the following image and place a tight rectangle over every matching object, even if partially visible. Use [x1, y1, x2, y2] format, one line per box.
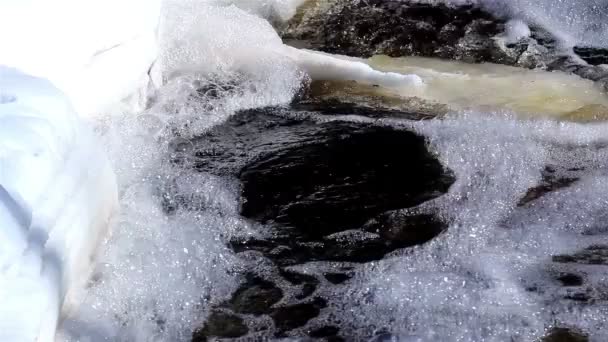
[0, 0, 161, 115]
[0, 0, 160, 340]
[0, 67, 118, 341]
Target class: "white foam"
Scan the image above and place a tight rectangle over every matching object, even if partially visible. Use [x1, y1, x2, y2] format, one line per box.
[332, 111, 608, 341]
[504, 19, 531, 44]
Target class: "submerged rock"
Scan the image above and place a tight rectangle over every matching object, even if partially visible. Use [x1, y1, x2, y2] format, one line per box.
[228, 275, 283, 315]
[553, 245, 608, 265]
[542, 327, 589, 342]
[518, 166, 579, 206]
[192, 311, 248, 341]
[270, 297, 327, 333]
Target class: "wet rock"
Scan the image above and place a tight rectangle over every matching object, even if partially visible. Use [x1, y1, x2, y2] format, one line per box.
[239, 118, 452, 240]
[283, 1, 543, 66]
[542, 327, 589, 342]
[271, 297, 327, 333]
[556, 273, 584, 287]
[309, 326, 341, 339]
[574, 47, 608, 66]
[518, 167, 578, 206]
[364, 211, 446, 247]
[187, 103, 453, 338]
[284, 1, 505, 62]
[553, 245, 608, 265]
[192, 311, 248, 341]
[292, 97, 438, 121]
[283, 0, 607, 84]
[279, 269, 319, 299]
[323, 273, 351, 285]
[228, 276, 283, 315]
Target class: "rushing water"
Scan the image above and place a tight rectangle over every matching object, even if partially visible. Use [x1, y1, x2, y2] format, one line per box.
[57, 0, 608, 341]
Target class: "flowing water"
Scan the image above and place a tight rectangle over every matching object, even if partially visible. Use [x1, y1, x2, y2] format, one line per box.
[57, 0, 608, 341]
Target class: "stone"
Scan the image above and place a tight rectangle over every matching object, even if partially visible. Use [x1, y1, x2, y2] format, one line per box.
[573, 47, 608, 66]
[518, 166, 578, 206]
[270, 298, 327, 333]
[323, 273, 352, 285]
[192, 311, 248, 341]
[556, 273, 584, 287]
[228, 276, 283, 315]
[542, 327, 589, 342]
[553, 245, 608, 266]
[282, 0, 608, 85]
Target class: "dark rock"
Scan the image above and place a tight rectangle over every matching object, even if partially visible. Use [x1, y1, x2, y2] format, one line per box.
[280, 269, 319, 285]
[271, 298, 327, 333]
[309, 326, 340, 338]
[364, 211, 446, 247]
[297, 283, 318, 300]
[282, 0, 545, 67]
[518, 167, 578, 206]
[228, 276, 283, 315]
[192, 311, 248, 341]
[323, 273, 352, 285]
[574, 47, 608, 66]
[542, 327, 589, 342]
[553, 245, 608, 266]
[186, 103, 453, 337]
[292, 97, 437, 121]
[239, 117, 452, 240]
[278, 269, 320, 299]
[564, 292, 590, 302]
[283, 1, 507, 63]
[282, 0, 608, 84]
[556, 273, 584, 287]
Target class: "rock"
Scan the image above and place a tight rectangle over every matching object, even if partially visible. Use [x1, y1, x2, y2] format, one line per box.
[573, 47, 608, 66]
[279, 269, 319, 299]
[192, 311, 248, 341]
[323, 273, 352, 285]
[239, 117, 453, 240]
[228, 276, 283, 315]
[309, 326, 341, 338]
[518, 166, 578, 206]
[186, 102, 453, 338]
[270, 298, 327, 333]
[553, 245, 608, 266]
[282, 0, 608, 84]
[556, 273, 584, 287]
[542, 327, 589, 342]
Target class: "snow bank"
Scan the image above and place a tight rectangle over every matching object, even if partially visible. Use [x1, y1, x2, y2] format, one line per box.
[0, 67, 118, 341]
[0, 0, 161, 340]
[0, 0, 161, 115]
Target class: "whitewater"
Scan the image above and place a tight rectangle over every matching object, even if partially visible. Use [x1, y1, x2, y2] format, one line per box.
[0, 0, 607, 341]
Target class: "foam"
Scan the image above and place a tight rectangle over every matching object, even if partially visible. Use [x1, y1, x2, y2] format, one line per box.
[504, 19, 531, 44]
[330, 111, 608, 341]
